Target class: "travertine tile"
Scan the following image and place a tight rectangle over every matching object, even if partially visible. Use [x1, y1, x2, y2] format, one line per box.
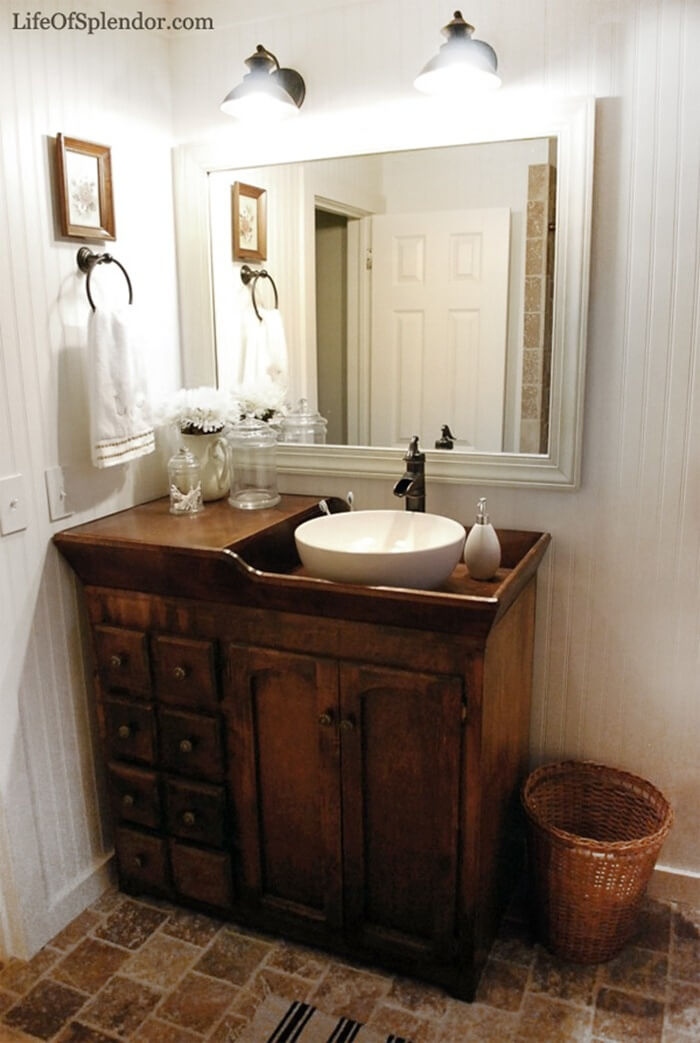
[0, 948, 62, 996]
[0, 986, 19, 1014]
[194, 928, 273, 986]
[517, 994, 593, 1041]
[439, 999, 520, 1042]
[122, 932, 201, 990]
[665, 980, 700, 1037]
[94, 899, 168, 951]
[88, 889, 122, 916]
[3, 978, 87, 1041]
[206, 1010, 251, 1042]
[51, 938, 130, 994]
[490, 918, 538, 968]
[670, 907, 700, 983]
[160, 906, 223, 947]
[264, 940, 330, 982]
[308, 961, 392, 1022]
[155, 970, 237, 1033]
[56, 1023, 122, 1042]
[474, 958, 529, 1012]
[592, 986, 665, 1042]
[530, 947, 597, 1005]
[632, 899, 672, 953]
[384, 975, 450, 1019]
[368, 1002, 439, 1042]
[599, 945, 668, 999]
[130, 1016, 204, 1041]
[50, 911, 102, 952]
[79, 975, 161, 1036]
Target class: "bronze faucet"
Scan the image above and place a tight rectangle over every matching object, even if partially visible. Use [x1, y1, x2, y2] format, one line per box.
[393, 436, 425, 512]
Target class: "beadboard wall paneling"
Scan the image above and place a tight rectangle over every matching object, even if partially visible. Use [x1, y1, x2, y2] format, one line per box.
[171, 0, 700, 884]
[0, 1, 180, 957]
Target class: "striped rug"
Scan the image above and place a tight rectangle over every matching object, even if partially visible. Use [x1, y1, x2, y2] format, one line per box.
[237, 993, 413, 1042]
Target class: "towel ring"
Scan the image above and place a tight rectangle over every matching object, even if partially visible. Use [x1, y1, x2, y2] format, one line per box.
[77, 247, 133, 312]
[240, 264, 279, 321]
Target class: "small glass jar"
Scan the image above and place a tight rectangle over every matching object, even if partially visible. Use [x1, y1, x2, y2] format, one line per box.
[279, 398, 328, 444]
[168, 446, 203, 515]
[227, 418, 281, 510]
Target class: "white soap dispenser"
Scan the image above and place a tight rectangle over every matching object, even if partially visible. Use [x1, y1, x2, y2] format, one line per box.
[464, 497, 501, 580]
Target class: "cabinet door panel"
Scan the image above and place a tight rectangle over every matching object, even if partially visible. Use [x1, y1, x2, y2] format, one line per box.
[340, 664, 462, 962]
[226, 646, 342, 931]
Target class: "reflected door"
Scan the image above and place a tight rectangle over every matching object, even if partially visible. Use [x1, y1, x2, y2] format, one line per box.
[369, 208, 510, 451]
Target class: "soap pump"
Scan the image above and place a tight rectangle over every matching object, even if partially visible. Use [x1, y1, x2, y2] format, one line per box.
[464, 497, 501, 580]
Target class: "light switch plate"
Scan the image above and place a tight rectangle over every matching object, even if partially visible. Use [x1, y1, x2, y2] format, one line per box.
[0, 474, 28, 535]
[45, 466, 73, 522]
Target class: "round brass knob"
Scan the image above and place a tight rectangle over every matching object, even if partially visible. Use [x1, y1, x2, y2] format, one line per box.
[182, 811, 196, 826]
[179, 738, 193, 754]
[117, 725, 131, 739]
[318, 712, 333, 727]
[110, 654, 124, 669]
[122, 793, 135, 808]
[339, 718, 355, 733]
[133, 855, 144, 869]
[173, 666, 187, 681]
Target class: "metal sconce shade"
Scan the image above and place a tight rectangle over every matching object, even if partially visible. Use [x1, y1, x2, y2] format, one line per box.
[414, 10, 501, 94]
[221, 44, 306, 120]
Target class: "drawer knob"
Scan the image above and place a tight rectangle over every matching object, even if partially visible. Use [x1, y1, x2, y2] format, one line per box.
[318, 712, 333, 728]
[132, 854, 144, 869]
[182, 811, 196, 826]
[121, 793, 135, 808]
[110, 654, 124, 669]
[179, 738, 193, 754]
[339, 718, 356, 733]
[173, 666, 187, 681]
[117, 725, 132, 740]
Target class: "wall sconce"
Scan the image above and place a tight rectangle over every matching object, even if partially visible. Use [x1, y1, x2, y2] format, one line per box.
[221, 44, 306, 120]
[414, 10, 501, 94]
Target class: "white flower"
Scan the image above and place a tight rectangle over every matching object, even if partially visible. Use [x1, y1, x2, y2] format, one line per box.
[237, 376, 288, 421]
[157, 387, 239, 434]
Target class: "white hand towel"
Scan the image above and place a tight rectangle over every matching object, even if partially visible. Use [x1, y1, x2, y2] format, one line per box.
[87, 306, 155, 468]
[241, 306, 289, 391]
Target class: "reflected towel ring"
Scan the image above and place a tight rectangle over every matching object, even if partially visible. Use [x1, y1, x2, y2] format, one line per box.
[77, 247, 133, 311]
[240, 263, 279, 321]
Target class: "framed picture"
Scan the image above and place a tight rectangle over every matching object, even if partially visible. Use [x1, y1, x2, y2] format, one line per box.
[55, 134, 116, 240]
[232, 182, 267, 262]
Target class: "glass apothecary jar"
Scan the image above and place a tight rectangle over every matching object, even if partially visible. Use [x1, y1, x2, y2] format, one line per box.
[279, 398, 328, 444]
[168, 446, 203, 515]
[227, 418, 281, 510]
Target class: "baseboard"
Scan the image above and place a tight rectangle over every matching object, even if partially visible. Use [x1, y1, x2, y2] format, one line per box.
[21, 854, 116, 959]
[648, 864, 700, 906]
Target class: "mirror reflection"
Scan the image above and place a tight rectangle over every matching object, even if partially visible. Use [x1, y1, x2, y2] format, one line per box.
[209, 136, 557, 455]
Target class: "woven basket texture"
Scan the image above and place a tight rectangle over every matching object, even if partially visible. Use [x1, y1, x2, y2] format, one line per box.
[522, 760, 673, 963]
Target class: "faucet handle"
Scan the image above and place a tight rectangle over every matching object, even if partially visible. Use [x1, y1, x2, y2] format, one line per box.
[405, 435, 425, 461]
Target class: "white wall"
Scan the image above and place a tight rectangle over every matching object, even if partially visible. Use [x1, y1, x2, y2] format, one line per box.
[0, 1, 181, 956]
[172, 0, 700, 893]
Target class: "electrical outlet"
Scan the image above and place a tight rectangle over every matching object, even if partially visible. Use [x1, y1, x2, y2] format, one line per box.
[0, 474, 28, 535]
[45, 466, 73, 521]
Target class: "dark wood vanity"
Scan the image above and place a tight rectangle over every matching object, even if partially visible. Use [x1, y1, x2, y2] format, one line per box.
[54, 494, 549, 999]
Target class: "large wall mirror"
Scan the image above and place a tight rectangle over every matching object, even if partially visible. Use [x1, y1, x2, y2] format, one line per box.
[174, 94, 594, 487]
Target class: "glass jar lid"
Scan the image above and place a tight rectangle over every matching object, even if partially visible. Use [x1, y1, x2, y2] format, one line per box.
[228, 416, 278, 447]
[281, 398, 327, 434]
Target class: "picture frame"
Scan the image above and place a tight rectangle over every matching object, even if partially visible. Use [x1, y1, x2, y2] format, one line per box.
[55, 134, 116, 240]
[232, 182, 267, 262]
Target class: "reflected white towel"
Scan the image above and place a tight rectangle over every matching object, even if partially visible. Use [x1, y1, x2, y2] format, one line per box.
[87, 306, 155, 468]
[241, 306, 289, 391]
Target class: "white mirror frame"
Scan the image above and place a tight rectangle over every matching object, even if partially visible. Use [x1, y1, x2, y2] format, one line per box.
[173, 93, 594, 489]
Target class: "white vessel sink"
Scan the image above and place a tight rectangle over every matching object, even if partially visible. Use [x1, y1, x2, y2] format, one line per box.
[294, 509, 466, 590]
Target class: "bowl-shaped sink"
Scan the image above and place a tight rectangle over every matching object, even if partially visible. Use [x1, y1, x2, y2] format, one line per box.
[294, 509, 466, 589]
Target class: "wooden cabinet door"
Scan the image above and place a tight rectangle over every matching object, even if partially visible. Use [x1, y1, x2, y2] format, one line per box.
[339, 664, 463, 965]
[226, 646, 343, 934]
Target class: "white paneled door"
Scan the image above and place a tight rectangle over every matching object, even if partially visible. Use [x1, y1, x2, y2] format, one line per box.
[369, 208, 510, 451]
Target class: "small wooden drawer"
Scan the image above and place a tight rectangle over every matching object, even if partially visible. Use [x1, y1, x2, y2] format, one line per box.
[94, 625, 150, 696]
[152, 635, 219, 711]
[170, 840, 234, 910]
[115, 827, 169, 894]
[159, 707, 224, 781]
[105, 698, 157, 765]
[165, 776, 227, 847]
[108, 762, 161, 829]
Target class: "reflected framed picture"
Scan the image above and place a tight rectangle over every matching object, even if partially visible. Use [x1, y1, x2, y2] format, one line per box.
[232, 181, 267, 262]
[55, 134, 116, 240]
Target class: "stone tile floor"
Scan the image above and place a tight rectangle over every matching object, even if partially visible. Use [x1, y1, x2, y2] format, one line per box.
[0, 887, 697, 1042]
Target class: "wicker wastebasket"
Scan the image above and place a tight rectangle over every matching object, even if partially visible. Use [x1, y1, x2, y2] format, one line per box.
[521, 760, 673, 963]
